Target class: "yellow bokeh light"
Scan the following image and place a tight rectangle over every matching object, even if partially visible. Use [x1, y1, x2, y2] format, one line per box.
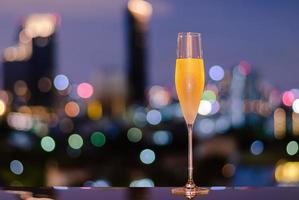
[275, 162, 299, 184]
[0, 100, 6, 116]
[87, 101, 102, 120]
[65, 101, 80, 118]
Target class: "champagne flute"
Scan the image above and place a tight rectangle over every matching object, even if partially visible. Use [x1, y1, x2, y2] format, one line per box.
[172, 32, 209, 198]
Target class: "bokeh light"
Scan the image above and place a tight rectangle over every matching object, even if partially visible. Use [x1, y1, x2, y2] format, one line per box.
[92, 179, 110, 187]
[90, 132, 106, 147]
[146, 110, 162, 125]
[209, 65, 224, 81]
[0, 99, 6, 116]
[222, 163, 236, 178]
[238, 60, 251, 76]
[149, 85, 171, 108]
[140, 149, 155, 164]
[250, 140, 264, 155]
[53, 74, 69, 91]
[14, 80, 28, 96]
[292, 99, 299, 114]
[197, 118, 215, 137]
[129, 178, 154, 187]
[10, 160, 24, 175]
[38, 77, 52, 92]
[87, 101, 102, 120]
[65, 101, 80, 118]
[68, 134, 84, 149]
[210, 101, 220, 115]
[202, 90, 217, 102]
[282, 91, 295, 107]
[127, 127, 143, 143]
[77, 82, 94, 99]
[152, 130, 172, 145]
[198, 100, 212, 116]
[41, 136, 56, 152]
[133, 111, 147, 127]
[275, 162, 299, 184]
[286, 141, 298, 156]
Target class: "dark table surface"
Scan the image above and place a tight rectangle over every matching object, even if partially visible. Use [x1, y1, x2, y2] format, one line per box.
[1, 187, 299, 200]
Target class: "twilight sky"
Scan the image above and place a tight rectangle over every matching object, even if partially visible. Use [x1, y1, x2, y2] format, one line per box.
[0, 0, 299, 90]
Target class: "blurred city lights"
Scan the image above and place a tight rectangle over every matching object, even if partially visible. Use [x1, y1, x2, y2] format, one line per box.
[7, 112, 33, 131]
[127, 127, 143, 143]
[0, 99, 6, 116]
[14, 80, 28, 96]
[209, 65, 224, 81]
[129, 178, 154, 187]
[87, 101, 102, 120]
[149, 85, 171, 108]
[92, 179, 110, 187]
[77, 83, 94, 99]
[286, 141, 298, 156]
[90, 132, 106, 147]
[198, 100, 212, 116]
[133, 111, 147, 127]
[282, 91, 295, 107]
[237, 60, 251, 76]
[10, 160, 24, 175]
[196, 119, 215, 137]
[68, 134, 84, 149]
[215, 117, 231, 133]
[64, 101, 80, 118]
[140, 149, 155, 164]
[274, 108, 286, 139]
[250, 140, 264, 155]
[41, 136, 56, 152]
[24, 13, 57, 38]
[210, 100, 220, 115]
[210, 186, 226, 191]
[292, 112, 299, 137]
[152, 130, 172, 146]
[292, 99, 299, 113]
[202, 90, 217, 102]
[275, 162, 299, 184]
[128, 0, 153, 23]
[222, 163, 236, 178]
[0, 90, 10, 105]
[8, 132, 32, 150]
[38, 77, 52, 93]
[53, 74, 69, 91]
[146, 109, 162, 125]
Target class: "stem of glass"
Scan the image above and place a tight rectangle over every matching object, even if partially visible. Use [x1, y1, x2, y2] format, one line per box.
[186, 123, 195, 189]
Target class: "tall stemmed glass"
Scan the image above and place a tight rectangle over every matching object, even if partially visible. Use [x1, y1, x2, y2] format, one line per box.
[172, 32, 209, 198]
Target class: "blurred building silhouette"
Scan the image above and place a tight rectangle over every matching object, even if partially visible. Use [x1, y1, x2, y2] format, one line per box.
[2, 14, 58, 107]
[126, 0, 152, 104]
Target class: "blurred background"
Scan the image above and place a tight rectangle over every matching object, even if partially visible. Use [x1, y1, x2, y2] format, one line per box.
[0, 0, 299, 187]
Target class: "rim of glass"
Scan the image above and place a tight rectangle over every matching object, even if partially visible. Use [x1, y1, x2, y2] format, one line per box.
[178, 32, 201, 37]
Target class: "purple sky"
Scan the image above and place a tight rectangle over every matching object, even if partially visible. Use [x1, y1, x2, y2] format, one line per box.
[1, 0, 299, 90]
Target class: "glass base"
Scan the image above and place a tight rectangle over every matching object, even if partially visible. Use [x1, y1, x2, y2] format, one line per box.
[171, 187, 209, 199]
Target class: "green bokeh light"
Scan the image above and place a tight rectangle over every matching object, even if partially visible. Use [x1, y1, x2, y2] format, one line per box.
[68, 134, 83, 149]
[41, 136, 55, 152]
[202, 90, 216, 102]
[286, 141, 298, 156]
[90, 132, 106, 147]
[127, 127, 142, 143]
